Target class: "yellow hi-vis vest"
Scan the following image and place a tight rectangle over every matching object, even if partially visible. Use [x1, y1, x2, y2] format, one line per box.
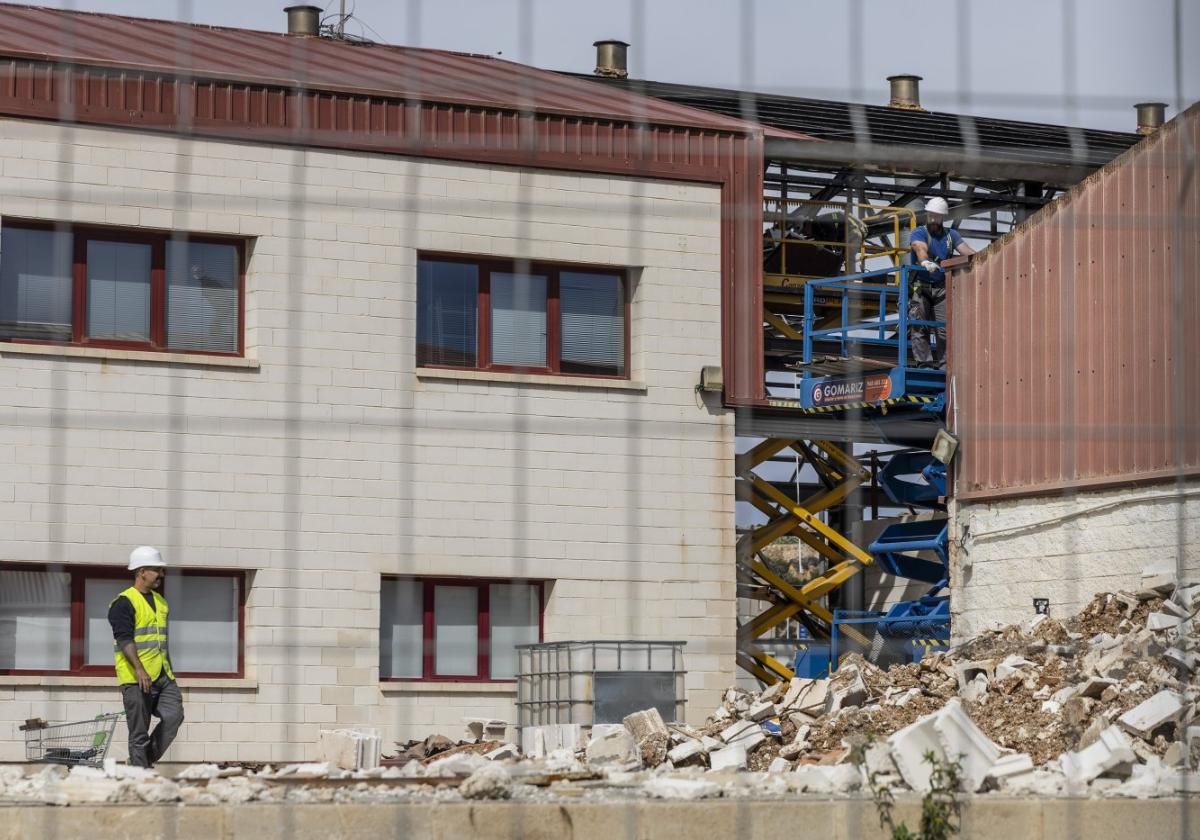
[111, 587, 175, 686]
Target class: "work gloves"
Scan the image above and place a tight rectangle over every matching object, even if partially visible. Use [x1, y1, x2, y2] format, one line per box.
[920, 259, 940, 273]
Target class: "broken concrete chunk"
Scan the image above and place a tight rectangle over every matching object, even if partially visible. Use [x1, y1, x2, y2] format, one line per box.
[1164, 647, 1197, 674]
[464, 718, 508, 743]
[1118, 690, 1185, 740]
[624, 708, 669, 767]
[317, 728, 382, 771]
[1078, 677, 1119, 699]
[720, 719, 757, 744]
[995, 654, 1035, 681]
[780, 677, 829, 715]
[1141, 560, 1179, 595]
[1059, 725, 1136, 784]
[521, 723, 582, 758]
[747, 700, 776, 721]
[425, 752, 488, 778]
[790, 763, 861, 793]
[642, 776, 721, 800]
[666, 740, 705, 765]
[954, 660, 995, 690]
[485, 743, 519, 761]
[584, 726, 640, 770]
[708, 743, 748, 772]
[825, 671, 868, 714]
[459, 764, 512, 800]
[961, 673, 989, 703]
[768, 757, 792, 773]
[700, 735, 723, 752]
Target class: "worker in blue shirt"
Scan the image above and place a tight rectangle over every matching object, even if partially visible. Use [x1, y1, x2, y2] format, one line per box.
[908, 197, 976, 369]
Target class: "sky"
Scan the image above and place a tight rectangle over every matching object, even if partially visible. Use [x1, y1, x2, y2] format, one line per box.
[8, 0, 1199, 132]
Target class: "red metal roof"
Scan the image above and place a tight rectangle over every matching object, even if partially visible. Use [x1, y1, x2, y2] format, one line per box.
[0, 3, 768, 135]
[949, 101, 1200, 500]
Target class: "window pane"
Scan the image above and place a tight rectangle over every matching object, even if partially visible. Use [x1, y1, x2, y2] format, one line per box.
[380, 579, 424, 679]
[434, 585, 478, 676]
[0, 227, 74, 341]
[488, 584, 539, 680]
[560, 272, 625, 376]
[162, 575, 239, 673]
[417, 260, 478, 367]
[84, 577, 127, 666]
[491, 272, 547, 367]
[87, 240, 151, 341]
[166, 241, 239, 353]
[0, 569, 70, 671]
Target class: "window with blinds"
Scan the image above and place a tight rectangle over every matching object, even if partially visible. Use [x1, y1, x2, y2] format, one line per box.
[0, 221, 244, 356]
[416, 255, 628, 379]
[166, 240, 240, 353]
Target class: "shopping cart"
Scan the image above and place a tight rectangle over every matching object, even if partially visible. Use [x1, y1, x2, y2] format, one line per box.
[24, 713, 123, 768]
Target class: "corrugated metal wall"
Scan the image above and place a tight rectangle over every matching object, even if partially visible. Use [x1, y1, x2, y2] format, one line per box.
[951, 103, 1200, 500]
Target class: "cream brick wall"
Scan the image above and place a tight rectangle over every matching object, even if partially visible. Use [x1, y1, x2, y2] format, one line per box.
[0, 119, 735, 761]
[950, 479, 1200, 640]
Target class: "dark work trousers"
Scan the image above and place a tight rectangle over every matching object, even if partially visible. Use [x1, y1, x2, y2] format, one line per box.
[908, 281, 947, 368]
[121, 672, 184, 767]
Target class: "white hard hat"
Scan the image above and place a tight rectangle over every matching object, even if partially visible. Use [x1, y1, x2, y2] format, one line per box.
[128, 546, 166, 571]
[924, 197, 950, 216]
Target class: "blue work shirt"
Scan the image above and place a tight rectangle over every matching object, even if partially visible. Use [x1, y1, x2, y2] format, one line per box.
[910, 225, 963, 264]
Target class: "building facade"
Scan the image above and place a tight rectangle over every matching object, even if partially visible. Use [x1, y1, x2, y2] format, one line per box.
[0, 7, 755, 763]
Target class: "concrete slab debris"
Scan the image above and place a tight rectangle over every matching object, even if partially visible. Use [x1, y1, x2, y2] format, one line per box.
[318, 728, 382, 771]
[1118, 691, 1185, 739]
[708, 743, 747, 772]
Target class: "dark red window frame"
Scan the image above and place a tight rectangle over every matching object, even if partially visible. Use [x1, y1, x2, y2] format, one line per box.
[0, 218, 246, 357]
[0, 563, 247, 679]
[381, 576, 544, 683]
[417, 252, 631, 379]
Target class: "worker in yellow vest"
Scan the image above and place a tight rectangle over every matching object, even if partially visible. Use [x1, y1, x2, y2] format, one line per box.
[107, 546, 184, 767]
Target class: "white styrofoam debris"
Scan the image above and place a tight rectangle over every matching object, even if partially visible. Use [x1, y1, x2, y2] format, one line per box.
[1118, 691, 1185, 739]
[642, 776, 721, 800]
[708, 743, 748, 772]
[987, 752, 1034, 781]
[887, 698, 1002, 792]
[1059, 725, 1137, 784]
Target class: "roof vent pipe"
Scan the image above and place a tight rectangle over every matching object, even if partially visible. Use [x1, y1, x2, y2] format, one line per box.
[887, 74, 924, 111]
[1135, 102, 1167, 135]
[594, 40, 630, 79]
[284, 5, 322, 37]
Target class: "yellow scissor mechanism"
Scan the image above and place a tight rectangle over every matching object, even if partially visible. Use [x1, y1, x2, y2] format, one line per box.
[735, 437, 876, 684]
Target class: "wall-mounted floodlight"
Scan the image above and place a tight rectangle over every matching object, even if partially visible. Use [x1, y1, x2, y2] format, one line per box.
[931, 429, 959, 465]
[697, 366, 723, 394]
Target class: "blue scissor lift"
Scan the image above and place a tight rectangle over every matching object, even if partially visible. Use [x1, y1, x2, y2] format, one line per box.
[791, 264, 951, 676]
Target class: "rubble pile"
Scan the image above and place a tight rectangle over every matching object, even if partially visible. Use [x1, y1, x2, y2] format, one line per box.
[2, 564, 1195, 806]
